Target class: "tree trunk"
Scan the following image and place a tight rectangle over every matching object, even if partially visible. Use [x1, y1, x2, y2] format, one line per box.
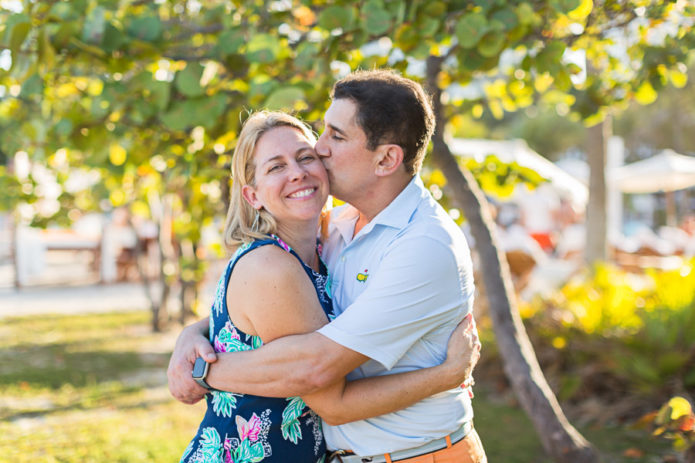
[585, 117, 611, 264]
[425, 56, 600, 463]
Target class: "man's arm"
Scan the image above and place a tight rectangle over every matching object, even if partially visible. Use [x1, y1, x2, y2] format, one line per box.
[167, 317, 217, 404]
[302, 315, 480, 426]
[206, 330, 368, 397]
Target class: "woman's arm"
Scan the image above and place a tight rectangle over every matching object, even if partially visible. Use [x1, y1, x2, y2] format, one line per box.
[232, 246, 480, 425]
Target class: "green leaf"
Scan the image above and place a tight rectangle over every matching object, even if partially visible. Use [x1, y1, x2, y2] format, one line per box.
[458, 48, 486, 72]
[394, 23, 419, 51]
[21, 73, 43, 97]
[418, 17, 441, 37]
[477, 31, 505, 58]
[102, 22, 127, 53]
[175, 63, 205, 98]
[516, 3, 540, 26]
[365, 6, 392, 36]
[265, 86, 305, 110]
[160, 95, 229, 131]
[150, 80, 171, 111]
[281, 395, 307, 444]
[455, 12, 487, 49]
[9, 19, 31, 57]
[211, 391, 239, 417]
[38, 28, 56, 70]
[248, 443, 265, 463]
[536, 40, 566, 73]
[54, 119, 74, 137]
[234, 439, 252, 462]
[246, 34, 281, 64]
[318, 6, 356, 31]
[127, 16, 162, 42]
[422, 1, 447, 17]
[491, 7, 518, 30]
[82, 6, 106, 44]
[294, 42, 319, 71]
[216, 29, 245, 57]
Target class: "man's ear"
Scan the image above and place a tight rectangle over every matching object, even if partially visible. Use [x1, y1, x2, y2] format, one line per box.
[241, 184, 261, 210]
[375, 144, 404, 177]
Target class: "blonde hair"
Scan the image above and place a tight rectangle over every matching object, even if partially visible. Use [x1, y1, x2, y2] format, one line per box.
[223, 111, 317, 249]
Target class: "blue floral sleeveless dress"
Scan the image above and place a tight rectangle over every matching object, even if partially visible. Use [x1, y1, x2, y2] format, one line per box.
[180, 235, 333, 463]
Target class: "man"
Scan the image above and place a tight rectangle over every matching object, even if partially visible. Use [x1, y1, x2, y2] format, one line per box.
[168, 69, 487, 463]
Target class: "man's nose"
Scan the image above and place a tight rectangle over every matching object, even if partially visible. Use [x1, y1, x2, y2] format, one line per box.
[315, 133, 330, 158]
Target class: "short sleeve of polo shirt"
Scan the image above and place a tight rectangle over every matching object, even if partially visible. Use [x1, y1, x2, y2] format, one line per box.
[317, 234, 472, 370]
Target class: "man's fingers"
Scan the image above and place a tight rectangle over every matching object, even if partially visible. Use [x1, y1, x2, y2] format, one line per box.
[196, 340, 217, 363]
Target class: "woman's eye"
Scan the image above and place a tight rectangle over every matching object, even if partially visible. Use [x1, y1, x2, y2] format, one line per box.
[299, 155, 315, 162]
[268, 164, 283, 173]
[331, 135, 343, 141]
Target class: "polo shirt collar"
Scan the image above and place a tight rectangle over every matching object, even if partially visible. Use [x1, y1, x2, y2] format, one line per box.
[330, 176, 426, 243]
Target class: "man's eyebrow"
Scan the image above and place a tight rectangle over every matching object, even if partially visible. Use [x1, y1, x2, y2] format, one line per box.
[326, 123, 347, 137]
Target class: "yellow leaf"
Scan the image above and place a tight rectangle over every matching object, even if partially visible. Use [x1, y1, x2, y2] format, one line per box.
[552, 336, 567, 349]
[667, 397, 693, 420]
[472, 104, 484, 119]
[635, 81, 657, 105]
[87, 79, 103, 96]
[489, 100, 504, 119]
[534, 73, 554, 93]
[568, 0, 593, 21]
[670, 70, 688, 88]
[109, 144, 127, 166]
[109, 189, 126, 206]
[430, 169, 447, 187]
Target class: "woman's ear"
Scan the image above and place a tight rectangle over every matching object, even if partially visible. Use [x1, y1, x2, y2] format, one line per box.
[241, 185, 261, 210]
[375, 144, 404, 176]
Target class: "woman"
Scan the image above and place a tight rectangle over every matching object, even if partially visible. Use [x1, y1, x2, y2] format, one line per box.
[180, 111, 479, 463]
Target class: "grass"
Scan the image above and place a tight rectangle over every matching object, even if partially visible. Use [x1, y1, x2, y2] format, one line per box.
[0, 311, 674, 462]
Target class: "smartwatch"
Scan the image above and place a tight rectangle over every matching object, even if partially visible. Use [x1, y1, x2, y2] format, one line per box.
[192, 357, 215, 391]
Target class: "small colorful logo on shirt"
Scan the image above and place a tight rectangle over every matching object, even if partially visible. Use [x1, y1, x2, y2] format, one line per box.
[356, 269, 369, 282]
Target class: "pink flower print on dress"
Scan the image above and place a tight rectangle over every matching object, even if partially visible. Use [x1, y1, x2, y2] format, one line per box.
[236, 413, 262, 442]
[223, 437, 234, 463]
[271, 234, 292, 253]
[225, 321, 241, 340]
[214, 337, 227, 353]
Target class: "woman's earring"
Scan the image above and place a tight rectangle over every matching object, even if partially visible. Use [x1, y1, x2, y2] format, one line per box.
[251, 209, 260, 232]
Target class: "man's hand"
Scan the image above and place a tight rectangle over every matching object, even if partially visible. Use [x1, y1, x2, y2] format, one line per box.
[167, 318, 217, 404]
[442, 314, 481, 391]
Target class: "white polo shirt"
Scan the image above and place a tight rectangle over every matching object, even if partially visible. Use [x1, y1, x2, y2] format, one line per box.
[317, 176, 475, 455]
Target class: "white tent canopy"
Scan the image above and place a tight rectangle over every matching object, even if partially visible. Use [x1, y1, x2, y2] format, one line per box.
[446, 138, 589, 206]
[613, 149, 695, 193]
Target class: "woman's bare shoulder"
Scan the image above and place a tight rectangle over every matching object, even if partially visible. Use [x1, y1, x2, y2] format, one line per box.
[230, 243, 308, 289]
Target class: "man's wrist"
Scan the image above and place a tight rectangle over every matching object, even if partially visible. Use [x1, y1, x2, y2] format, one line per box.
[192, 357, 217, 391]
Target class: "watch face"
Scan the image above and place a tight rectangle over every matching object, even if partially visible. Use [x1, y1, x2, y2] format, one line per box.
[192, 357, 208, 379]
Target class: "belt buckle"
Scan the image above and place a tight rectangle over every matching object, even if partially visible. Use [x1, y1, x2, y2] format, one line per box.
[328, 449, 354, 463]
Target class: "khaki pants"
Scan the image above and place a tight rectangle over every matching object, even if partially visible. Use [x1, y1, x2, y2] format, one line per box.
[384, 429, 487, 463]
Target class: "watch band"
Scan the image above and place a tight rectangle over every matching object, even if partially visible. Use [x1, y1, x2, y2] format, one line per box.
[194, 376, 214, 390]
[192, 357, 216, 391]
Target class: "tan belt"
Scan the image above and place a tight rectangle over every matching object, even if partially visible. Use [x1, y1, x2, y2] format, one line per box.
[328, 421, 473, 463]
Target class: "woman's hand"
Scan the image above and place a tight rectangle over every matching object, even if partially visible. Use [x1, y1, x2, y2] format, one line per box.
[442, 314, 481, 391]
[167, 318, 217, 404]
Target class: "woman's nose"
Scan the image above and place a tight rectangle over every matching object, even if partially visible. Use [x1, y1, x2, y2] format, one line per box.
[288, 162, 308, 181]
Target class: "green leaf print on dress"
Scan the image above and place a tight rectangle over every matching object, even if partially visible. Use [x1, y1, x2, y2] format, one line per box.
[200, 427, 224, 463]
[212, 390, 242, 417]
[281, 396, 307, 444]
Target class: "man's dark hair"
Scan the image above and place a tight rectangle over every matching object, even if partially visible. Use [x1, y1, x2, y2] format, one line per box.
[332, 69, 435, 175]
